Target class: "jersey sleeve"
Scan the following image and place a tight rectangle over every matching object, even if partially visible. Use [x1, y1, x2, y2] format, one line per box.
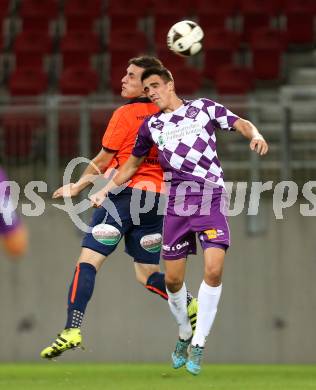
[132, 119, 154, 157]
[102, 107, 130, 150]
[203, 98, 239, 131]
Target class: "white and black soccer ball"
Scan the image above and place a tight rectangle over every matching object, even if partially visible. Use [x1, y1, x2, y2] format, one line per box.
[167, 20, 204, 57]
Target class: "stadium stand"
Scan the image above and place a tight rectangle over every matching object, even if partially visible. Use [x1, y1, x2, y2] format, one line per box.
[0, 0, 314, 97]
[59, 66, 99, 95]
[214, 64, 254, 95]
[249, 27, 286, 81]
[13, 31, 53, 68]
[0, 111, 45, 162]
[8, 66, 48, 95]
[19, 0, 59, 33]
[63, 0, 103, 33]
[60, 30, 101, 68]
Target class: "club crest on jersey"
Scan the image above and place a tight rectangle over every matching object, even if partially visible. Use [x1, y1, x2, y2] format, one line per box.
[152, 120, 164, 130]
[186, 106, 200, 119]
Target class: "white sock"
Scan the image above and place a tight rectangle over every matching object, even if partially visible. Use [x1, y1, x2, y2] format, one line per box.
[192, 281, 222, 347]
[166, 283, 192, 340]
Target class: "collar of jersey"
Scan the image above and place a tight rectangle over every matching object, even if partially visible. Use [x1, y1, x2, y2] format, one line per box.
[126, 97, 152, 105]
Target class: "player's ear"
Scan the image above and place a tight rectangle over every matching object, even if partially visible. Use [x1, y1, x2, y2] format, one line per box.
[168, 80, 175, 92]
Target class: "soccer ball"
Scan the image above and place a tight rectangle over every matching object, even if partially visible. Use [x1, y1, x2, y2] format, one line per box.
[167, 20, 204, 57]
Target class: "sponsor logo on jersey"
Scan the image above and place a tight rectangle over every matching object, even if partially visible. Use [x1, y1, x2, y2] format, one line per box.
[204, 229, 218, 239]
[92, 224, 121, 245]
[140, 233, 162, 253]
[163, 241, 189, 252]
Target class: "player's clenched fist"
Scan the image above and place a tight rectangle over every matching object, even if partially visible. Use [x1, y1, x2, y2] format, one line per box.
[90, 189, 108, 208]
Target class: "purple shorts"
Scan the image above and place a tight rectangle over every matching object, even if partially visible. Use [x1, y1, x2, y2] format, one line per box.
[162, 190, 230, 260]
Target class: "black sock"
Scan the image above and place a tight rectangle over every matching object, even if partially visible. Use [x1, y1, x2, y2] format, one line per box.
[65, 262, 96, 329]
[145, 272, 168, 300]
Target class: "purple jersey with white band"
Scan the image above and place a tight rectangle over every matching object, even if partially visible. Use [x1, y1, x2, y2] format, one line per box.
[133, 98, 239, 195]
[0, 168, 20, 235]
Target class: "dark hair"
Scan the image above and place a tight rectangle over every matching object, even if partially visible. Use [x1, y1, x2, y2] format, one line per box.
[128, 56, 163, 70]
[141, 67, 174, 83]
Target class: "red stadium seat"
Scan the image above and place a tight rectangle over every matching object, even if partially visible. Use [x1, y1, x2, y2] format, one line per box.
[13, 31, 53, 68]
[250, 28, 285, 80]
[8, 67, 48, 96]
[109, 31, 148, 71]
[60, 31, 101, 68]
[107, 0, 148, 33]
[239, 0, 279, 42]
[171, 66, 202, 95]
[64, 0, 102, 32]
[0, 0, 10, 22]
[282, 1, 315, 45]
[1, 113, 44, 161]
[59, 66, 99, 95]
[151, 0, 191, 16]
[203, 28, 241, 80]
[215, 65, 254, 95]
[109, 30, 148, 52]
[20, 0, 59, 32]
[195, 0, 238, 30]
[151, 0, 191, 46]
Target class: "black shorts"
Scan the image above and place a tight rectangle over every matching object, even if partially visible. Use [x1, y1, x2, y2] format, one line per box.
[82, 188, 164, 264]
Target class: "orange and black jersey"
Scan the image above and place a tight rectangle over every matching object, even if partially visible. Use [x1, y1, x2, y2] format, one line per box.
[102, 97, 163, 193]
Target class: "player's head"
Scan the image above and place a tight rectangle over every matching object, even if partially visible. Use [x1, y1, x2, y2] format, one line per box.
[141, 67, 175, 111]
[121, 56, 163, 99]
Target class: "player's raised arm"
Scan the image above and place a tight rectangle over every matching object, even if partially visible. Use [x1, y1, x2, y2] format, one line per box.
[52, 148, 116, 199]
[233, 118, 269, 156]
[90, 155, 145, 207]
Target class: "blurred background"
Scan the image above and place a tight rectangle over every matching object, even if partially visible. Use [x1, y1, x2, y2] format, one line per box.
[0, 0, 315, 363]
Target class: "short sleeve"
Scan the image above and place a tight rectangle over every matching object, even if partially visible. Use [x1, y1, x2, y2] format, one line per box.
[203, 99, 239, 131]
[132, 119, 154, 157]
[102, 107, 130, 150]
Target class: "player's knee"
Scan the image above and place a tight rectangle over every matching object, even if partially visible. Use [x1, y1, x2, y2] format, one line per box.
[204, 265, 222, 285]
[165, 274, 183, 292]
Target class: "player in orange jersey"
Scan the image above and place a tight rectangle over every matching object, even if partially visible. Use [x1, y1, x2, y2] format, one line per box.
[40, 56, 197, 359]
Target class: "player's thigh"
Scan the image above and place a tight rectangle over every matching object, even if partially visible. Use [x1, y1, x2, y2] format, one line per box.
[124, 214, 163, 265]
[81, 206, 129, 262]
[133, 262, 160, 285]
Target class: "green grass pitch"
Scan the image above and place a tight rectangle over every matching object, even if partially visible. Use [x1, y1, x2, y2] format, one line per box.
[0, 364, 316, 390]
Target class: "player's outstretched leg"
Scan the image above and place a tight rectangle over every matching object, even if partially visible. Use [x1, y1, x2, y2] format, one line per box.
[40, 262, 96, 359]
[186, 345, 204, 375]
[40, 328, 82, 359]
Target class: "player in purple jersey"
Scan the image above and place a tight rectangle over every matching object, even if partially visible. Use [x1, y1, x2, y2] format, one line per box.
[90, 67, 268, 375]
[0, 168, 28, 258]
